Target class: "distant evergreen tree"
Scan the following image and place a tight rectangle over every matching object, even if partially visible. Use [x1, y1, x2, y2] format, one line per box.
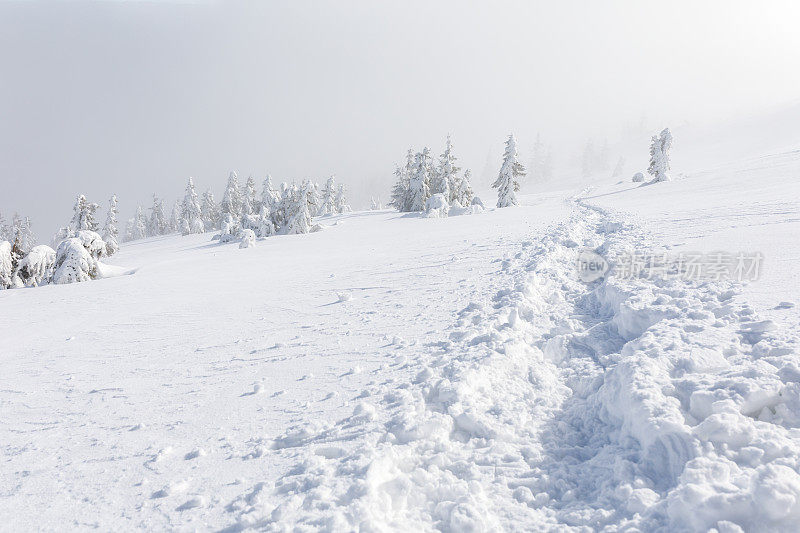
[452, 169, 475, 207]
[70, 194, 100, 233]
[435, 135, 460, 202]
[493, 134, 525, 208]
[201, 189, 220, 231]
[148, 194, 167, 236]
[612, 156, 625, 178]
[102, 194, 119, 256]
[169, 200, 181, 233]
[408, 148, 432, 212]
[221, 171, 243, 223]
[261, 175, 279, 216]
[134, 206, 148, 240]
[319, 176, 338, 216]
[243, 175, 258, 215]
[180, 177, 204, 235]
[648, 128, 673, 182]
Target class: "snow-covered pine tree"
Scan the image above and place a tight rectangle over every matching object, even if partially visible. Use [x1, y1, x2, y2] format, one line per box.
[408, 148, 432, 212]
[11, 214, 36, 254]
[647, 128, 673, 182]
[389, 159, 412, 213]
[283, 184, 312, 234]
[70, 194, 100, 233]
[0, 212, 9, 242]
[452, 169, 475, 207]
[334, 184, 351, 213]
[0, 240, 13, 289]
[221, 171, 243, 223]
[493, 134, 526, 208]
[15, 244, 56, 287]
[134, 206, 148, 240]
[435, 135, 460, 203]
[261, 175, 279, 217]
[148, 194, 167, 236]
[52, 227, 70, 247]
[52, 237, 98, 284]
[201, 190, 219, 231]
[123, 220, 135, 243]
[319, 176, 337, 216]
[302, 179, 319, 216]
[102, 194, 119, 256]
[180, 177, 204, 235]
[243, 175, 258, 215]
[169, 200, 181, 233]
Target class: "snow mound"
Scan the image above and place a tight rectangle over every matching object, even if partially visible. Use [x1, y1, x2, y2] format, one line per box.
[423, 193, 450, 218]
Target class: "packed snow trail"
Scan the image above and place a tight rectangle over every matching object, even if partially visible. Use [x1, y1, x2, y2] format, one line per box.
[225, 201, 800, 531]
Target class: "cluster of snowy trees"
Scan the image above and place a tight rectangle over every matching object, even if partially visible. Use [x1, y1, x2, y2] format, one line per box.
[389, 136, 476, 214]
[123, 172, 351, 246]
[1, 194, 120, 289]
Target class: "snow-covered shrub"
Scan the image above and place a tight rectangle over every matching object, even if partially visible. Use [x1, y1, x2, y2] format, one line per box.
[239, 229, 256, 249]
[75, 230, 106, 259]
[632, 172, 645, 183]
[423, 193, 450, 218]
[218, 213, 241, 243]
[52, 238, 98, 284]
[471, 196, 485, 209]
[16, 245, 56, 287]
[449, 202, 484, 217]
[0, 241, 12, 289]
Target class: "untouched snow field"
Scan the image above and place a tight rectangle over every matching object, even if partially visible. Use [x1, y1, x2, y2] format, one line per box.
[2, 151, 800, 531]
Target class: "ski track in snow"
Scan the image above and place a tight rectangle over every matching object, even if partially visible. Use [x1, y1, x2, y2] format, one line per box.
[224, 200, 800, 532]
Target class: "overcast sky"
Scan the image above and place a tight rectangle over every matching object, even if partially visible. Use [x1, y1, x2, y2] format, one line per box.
[2, 0, 800, 237]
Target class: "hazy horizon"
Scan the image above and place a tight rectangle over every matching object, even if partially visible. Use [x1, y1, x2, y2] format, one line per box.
[3, 0, 800, 237]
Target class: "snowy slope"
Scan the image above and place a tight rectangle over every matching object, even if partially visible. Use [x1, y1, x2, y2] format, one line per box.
[2, 151, 800, 531]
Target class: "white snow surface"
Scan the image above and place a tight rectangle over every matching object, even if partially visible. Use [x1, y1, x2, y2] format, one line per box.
[1, 150, 800, 531]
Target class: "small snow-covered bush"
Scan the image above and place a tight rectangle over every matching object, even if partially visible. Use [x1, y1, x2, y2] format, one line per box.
[423, 193, 450, 218]
[450, 203, 484, 217]
[218, 213, 241, 243]
[75, 230, 106, 259]
[53, 238, 98, 284]
[16, 245, 56, 287]
[239, 229, 256, 249]
[0, 241, 13, 289]
[471, 196, 485, 209]
[632, 172, 645, 183]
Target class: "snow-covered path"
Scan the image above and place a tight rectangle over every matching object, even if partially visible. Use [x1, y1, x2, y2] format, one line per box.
[234, 201, 800, 531]
[2, 157, 800, 531]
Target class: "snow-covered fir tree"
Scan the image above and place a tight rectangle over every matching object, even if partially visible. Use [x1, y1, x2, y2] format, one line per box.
[11, 214, 36, 254]
[261, 175, 279, 216]
[201, 190, 219, 231]
[283, 184, 313, 235]
[15, 244, 56, 287]
[301, 179, 319, 216]
[102, 194, 119, 256]
[0, 240, 13, 289]
[148, 194, 167, 236]
[408, 148, 432, 212]
[52, 237, 98, 284]
[452, 169, 475, 207]
[435, 135, 460, 202]
[389, 149, 414, 212]
[493, 134, 526, 208]
[52, 226, 70, 247]
[169, 200, 181, 233]
[180, 177, 204, 235]
[70, 194, 100, 233]
[319, 176, 338, 216]
[134, 206, 148, 240]
[221, 171, 243, 223]
[648, 128, 673, 182]
[334, 184, 351, 213]
[0, 213, 9, 242]
[242, 175, 258, 216]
